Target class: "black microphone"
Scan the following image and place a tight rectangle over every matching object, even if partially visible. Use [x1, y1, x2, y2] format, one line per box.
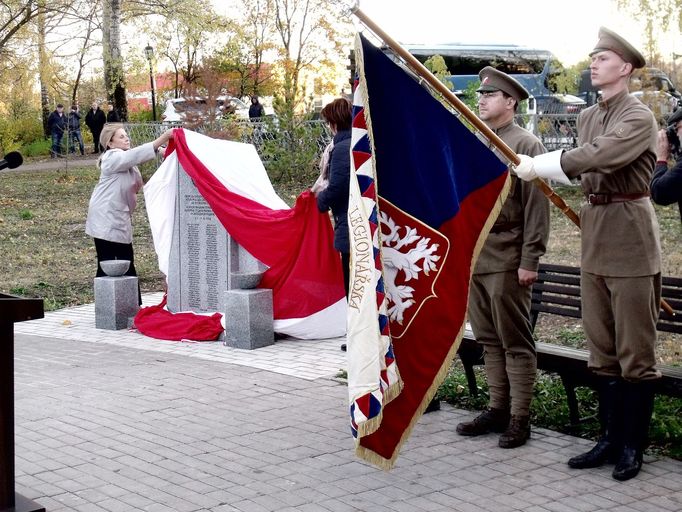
[0, 151, 23, 170]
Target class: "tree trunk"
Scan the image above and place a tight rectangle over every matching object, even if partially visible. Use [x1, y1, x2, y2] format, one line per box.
[102, 0, 127, 121]
[38, 9, 50, 138]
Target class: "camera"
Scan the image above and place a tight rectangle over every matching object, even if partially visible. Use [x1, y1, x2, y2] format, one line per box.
[666, 124, 681, 158]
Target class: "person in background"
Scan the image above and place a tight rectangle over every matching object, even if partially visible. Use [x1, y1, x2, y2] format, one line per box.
[85, 101, 107, 154]
[47, 104, 66, 158]
[249, 95, 265, 120]
[315, 98, 352, 352]
[67, 105, 85, 156]
[85, 124, 174, 305]
[514, 27, 661, 481]
[651, 108, 682, 221]
[106, 102, 121, 123]
[452, 67, 549, 440]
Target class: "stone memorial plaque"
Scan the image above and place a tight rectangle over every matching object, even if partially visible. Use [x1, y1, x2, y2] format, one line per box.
[167, 164, 265, 314]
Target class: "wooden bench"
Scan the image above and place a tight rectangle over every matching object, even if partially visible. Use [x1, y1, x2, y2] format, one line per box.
[457, 263, 682, 426]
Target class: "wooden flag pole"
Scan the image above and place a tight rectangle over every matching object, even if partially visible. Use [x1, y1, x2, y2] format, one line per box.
[348, 4, 675, 317]
[349, 5, 580, 226]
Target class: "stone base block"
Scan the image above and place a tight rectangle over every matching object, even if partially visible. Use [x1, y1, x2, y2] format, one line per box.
[94, 276, 139, 330]
[224, 289, 274, 349]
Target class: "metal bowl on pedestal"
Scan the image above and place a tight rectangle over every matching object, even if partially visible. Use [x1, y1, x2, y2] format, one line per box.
[100, 260, 131, 277]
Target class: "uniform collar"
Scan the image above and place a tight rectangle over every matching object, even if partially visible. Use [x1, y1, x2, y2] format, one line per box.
[597, 88, 629, 111]
[492, 120, 516, 135]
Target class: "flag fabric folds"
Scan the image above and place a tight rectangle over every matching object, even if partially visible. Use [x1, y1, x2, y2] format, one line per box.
[347, 34, 511, 469]
[142, 129, 347, 340]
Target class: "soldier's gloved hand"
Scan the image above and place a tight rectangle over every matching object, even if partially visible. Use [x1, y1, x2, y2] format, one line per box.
[515, 151, 572, 186]
[513, 155, 537, 181]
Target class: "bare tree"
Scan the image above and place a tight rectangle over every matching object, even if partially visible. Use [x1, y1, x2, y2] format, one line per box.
[271, 0, 348, 112]
[102, 0, 127, 120]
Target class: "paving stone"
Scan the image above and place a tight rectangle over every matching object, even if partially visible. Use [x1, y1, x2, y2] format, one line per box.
[8, 302, 681, 512]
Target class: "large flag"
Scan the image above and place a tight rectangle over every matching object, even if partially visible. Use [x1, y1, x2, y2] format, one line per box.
[348, 34, 510, 468]
[143, 129, 347, 340]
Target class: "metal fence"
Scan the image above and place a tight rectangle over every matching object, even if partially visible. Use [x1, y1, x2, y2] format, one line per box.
[123, 113, 579, 166]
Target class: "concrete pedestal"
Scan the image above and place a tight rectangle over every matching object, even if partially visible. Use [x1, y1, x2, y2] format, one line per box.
[94, 276, 139, 330]
[224, 289, 274, 349]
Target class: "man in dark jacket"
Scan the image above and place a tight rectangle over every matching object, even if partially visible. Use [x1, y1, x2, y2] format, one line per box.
[106, 102, 121, 122]
[85, 101, 106, 153]
[249, 96, 265, 120]
[47, 104, 66, 158]
[67, 105, 85, 155]
[651, 108, 682, 221]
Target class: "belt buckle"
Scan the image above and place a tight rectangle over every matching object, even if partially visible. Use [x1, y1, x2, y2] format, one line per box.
[587, 193, 608, 205]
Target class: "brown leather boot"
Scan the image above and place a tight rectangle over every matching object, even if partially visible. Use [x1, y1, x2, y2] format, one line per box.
[456, 407, 510, 436]
[498, 415, 531, 448]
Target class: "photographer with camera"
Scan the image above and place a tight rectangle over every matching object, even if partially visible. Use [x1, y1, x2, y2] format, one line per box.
[652, 108, 682, 220]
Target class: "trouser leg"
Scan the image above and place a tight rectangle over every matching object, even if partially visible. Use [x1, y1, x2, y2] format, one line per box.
[581, 272, 661, 381]
[481, 343, 509, 410]
[505, 352, 536, 417]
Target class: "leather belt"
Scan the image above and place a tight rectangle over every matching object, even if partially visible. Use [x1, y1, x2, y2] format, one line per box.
[585, 192, 650, 205]
[490, 221, 521, 233]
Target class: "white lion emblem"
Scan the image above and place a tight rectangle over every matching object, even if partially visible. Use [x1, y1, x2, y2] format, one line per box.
[380, 211, 441, 324]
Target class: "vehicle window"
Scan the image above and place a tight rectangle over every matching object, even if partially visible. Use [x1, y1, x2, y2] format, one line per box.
[406, 48, 551, 75]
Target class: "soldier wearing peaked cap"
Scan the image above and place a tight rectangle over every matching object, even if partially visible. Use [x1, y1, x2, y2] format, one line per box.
[514, 27, 661, 481]
[455, 66, 549, 449]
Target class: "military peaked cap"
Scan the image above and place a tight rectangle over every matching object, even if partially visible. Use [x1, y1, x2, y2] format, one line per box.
[477, 66, 529, 102]
[590, 26, 646, 69]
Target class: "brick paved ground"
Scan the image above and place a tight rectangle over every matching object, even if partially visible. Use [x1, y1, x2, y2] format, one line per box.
[10, 295, 682, 512]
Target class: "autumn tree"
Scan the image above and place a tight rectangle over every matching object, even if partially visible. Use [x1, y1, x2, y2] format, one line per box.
[271, 0, 350, 113]
[616, 0, 681, 62]
[139, 0, 227, 99]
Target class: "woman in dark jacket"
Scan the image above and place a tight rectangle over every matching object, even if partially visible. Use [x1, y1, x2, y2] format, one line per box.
[315, 97, 353, 296]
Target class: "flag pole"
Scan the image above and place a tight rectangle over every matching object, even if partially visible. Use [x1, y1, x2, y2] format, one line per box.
[348, 4, 580, 228]
[348, 5, 676, 317]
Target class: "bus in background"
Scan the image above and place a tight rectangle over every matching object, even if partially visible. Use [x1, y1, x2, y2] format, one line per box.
[385, 43, 585, 115]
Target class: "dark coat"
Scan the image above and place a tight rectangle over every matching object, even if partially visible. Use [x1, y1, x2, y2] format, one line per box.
[317, 129, 351, 253]
[249, 102, 265, 119]
[107, 110, 121, 123]
[85, 108, 106, 133]
[47, 110, 66, 135]
[651, 160, 682, 205]
[651, 160, 682, 221]
[67, 110, 81, 131]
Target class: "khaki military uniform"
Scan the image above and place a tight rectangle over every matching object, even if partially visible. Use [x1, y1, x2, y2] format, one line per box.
[468, 121, 550, 416]
[561, 89, 661, 381]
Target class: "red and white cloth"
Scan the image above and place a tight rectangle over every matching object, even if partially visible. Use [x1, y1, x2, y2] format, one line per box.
[141, 129, 347, 340]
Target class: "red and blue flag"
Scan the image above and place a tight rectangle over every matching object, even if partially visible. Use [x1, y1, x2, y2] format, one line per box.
[347, 34, 510, 468]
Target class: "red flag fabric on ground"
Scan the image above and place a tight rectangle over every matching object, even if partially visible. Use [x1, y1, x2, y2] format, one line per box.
[134, 295, 223, 341]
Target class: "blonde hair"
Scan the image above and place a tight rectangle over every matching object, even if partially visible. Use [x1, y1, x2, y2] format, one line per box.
[99, 123, 125, 151]
[98, 123, 126, 167]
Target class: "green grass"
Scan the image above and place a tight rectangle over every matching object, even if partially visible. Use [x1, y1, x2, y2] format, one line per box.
[0, 168, 165, 310]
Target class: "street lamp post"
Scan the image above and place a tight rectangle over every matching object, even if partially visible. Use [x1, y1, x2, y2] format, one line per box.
[144, 44, 157, 121]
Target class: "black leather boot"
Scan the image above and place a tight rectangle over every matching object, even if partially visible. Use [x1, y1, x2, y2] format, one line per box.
[456, 407, 510, 436]
[568, 377, 621, 469]
[612, 380, 655, 481]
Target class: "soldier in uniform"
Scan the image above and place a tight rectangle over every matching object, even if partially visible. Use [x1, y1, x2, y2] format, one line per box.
[455, 67, 550, 448]
[515, 27, 661, 481]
